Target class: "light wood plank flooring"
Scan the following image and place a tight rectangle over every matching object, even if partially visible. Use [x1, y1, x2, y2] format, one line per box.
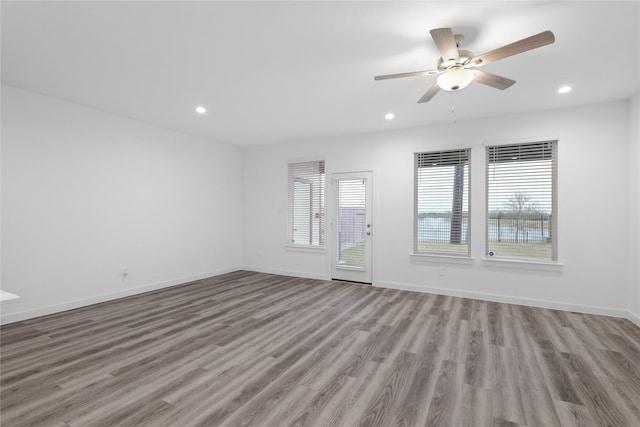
[2, 271, 640, 426]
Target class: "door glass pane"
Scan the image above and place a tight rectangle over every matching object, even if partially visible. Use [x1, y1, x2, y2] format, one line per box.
[337, 179, 367, 268]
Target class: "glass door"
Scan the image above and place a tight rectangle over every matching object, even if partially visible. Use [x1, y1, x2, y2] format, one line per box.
[331, 172, 372, 283]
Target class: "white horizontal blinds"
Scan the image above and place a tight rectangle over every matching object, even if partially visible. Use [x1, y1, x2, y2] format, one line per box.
[337, 179, 367, 268]
[415, 149, 470, 256]
[486, 141, 558, 261]
[288, 160, 325, 246]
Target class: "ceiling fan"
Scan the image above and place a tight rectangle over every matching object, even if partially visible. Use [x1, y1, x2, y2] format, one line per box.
[374, 28, 555, 102]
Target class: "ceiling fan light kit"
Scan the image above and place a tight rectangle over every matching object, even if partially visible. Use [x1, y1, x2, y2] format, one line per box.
[437, 66, 475, 91]
[375, 28, 555, 103]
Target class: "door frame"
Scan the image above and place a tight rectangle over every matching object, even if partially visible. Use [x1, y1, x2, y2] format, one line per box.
[330, 171, 373, 284]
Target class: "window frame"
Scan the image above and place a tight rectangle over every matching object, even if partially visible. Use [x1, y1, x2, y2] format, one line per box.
[287, 160, 326, 248]
[414, 148, 472, 257]
[484, 140, 558, 263]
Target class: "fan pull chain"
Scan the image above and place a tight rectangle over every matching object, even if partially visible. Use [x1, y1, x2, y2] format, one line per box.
[451, 91, 458, 124]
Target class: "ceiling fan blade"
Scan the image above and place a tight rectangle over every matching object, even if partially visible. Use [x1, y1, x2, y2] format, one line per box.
[473, 70, 516, 90]
[374, 69, 438, 80]
[417, 82, 441, 103]
[430, 27, 459, 63]
[469, 30, 555, 67]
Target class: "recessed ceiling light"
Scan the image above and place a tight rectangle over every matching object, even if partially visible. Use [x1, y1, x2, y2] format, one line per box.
[195, 106, 206, 114]
[557, 86, 572, 94]
[385, 113, 395, 120]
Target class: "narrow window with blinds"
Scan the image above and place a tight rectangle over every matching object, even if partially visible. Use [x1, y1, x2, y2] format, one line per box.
[486, 141, 558, 261]
[415, 149, 470, 256]
[288, 160, 325, 247]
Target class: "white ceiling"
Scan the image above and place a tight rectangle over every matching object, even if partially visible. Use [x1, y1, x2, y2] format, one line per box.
[2, 1, 639, 146]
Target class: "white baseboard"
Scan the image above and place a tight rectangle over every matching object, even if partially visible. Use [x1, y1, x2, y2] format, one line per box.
[0, 267, 240, 325]
[4, 269, 636, 327]
[627, 311, 640, 327]
[376, 280, 630, 319]
[240, 265, 329, 281]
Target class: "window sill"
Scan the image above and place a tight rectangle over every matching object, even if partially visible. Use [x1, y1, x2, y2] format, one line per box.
[481, 257, 563, 272]
[284, 244, 326, 254]
[410, 253, 475, 266]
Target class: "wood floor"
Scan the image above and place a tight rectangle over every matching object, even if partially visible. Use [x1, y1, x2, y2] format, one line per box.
[1, 271, 640, 426]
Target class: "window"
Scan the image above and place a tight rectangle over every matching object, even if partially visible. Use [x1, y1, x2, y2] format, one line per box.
[287, 160, 325, 246]
[415, 149, 470, 256]
[486, 141, 558, 261]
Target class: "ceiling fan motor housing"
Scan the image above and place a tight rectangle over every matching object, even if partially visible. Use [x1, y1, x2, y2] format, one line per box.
[437, 48, 475, 71]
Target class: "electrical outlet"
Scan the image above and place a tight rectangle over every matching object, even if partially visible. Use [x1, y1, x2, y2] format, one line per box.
[121, 267, 129, 280]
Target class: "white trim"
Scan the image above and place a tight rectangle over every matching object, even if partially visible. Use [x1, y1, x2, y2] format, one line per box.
[3, 268, 633, 327]
[627, 311, 640, 328]
[410, 253, 475, 265]
[241, 265, 330, 281]
[0, 290, 20, 304]
[335, 265, 367, 272]
[413, 143, 474, 153]
[284, 244, 326, 254]
[0, 267, 240, 325]
[285, 155, 325, 165]
[481, 257, 563, 272]
[375, 280, 628, 319]
[330, 171, 374, 284]
[481, 135, 560, 148]
[329, 169, 374, 178]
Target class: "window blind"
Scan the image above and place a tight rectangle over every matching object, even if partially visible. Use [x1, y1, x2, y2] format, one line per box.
[415, 149, 470, 256]
[486, 141, 558, 261]
[288, 160, 325, 246]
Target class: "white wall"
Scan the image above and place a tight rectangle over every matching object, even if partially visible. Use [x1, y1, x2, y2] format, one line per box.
[1, 85, 243, 323]
[629, 92, 640, 324]
[243, 99, 633, 317]
[2, 86, 636, 324]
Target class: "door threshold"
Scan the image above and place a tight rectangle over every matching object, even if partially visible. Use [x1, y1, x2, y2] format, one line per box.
[331, 278, 372, 285]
